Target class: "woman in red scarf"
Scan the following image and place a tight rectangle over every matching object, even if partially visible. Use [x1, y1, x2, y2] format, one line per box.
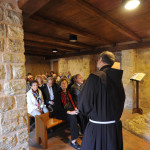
[54, 78, 83, 150]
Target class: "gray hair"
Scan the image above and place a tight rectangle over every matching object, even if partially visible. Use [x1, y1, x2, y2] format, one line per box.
[47, 77, 53, 83]
[99, 51, 115, 66]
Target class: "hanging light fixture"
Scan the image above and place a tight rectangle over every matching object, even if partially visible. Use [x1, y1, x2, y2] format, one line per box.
[52, 49, 58, 53]
[69, 34, 77, 42]
[123, 0, 141, 10]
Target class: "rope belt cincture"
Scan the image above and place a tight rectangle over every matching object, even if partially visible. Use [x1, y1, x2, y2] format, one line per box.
[89, 119, 116, 124]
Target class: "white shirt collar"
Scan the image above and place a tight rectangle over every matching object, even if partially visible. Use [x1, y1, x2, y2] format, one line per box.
[77, 83, 81, 87]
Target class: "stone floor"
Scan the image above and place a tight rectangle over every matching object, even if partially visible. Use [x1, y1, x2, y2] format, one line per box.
[29, 109, 150, 150]
[123, 112, 150, 142]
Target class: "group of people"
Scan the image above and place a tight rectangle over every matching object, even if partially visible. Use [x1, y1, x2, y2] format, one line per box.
[26, 71, 86, 149]
[25, 71, 72, 93]
[26, 51, 125, 150]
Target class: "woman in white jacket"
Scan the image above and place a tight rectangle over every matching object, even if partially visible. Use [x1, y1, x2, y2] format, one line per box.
[27, 80, 48, 117]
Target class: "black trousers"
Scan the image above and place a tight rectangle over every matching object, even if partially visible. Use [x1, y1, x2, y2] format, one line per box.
[67, 113, 86, 141]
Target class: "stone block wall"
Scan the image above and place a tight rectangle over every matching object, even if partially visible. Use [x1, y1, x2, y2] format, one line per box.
[121, 48, 150, 110]
[0, 0, 29, 149]
[25, 55, 51, 76]
[57, 52, 122, 80]
[136, 48, 150, 110]
[121, 49, 136, 109]
[58, 55, 90, 80]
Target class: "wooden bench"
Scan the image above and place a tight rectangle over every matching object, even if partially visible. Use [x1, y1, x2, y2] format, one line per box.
[35, 112, 63, 149]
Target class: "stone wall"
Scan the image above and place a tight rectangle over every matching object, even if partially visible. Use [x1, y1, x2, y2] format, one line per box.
[25, 55, 51, 76]
[0, 0, 29, 149]
[121, 48, 150, 110]
[136, 48, 150, 110]
[58, 55, 91, 80]
[57, 52, 121, 80]
[121, 49, 136, 109]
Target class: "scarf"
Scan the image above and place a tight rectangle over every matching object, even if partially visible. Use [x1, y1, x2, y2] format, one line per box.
[32, 89, 41, 108]
[61, 91, 75, 110]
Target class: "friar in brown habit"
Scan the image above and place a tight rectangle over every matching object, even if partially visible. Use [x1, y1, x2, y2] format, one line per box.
[79, 51, 125, 150]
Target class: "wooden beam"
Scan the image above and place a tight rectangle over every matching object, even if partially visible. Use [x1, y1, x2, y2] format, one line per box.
[25, 52, 51, 57]
[25, 48, 64, 56]
[25, 51, 62, 58]
[24, 32, 93, 49]
[24, 40, 80, 52]
[96, 40, 150, 52]
[25, 46, 65, 54]
[45, 40, 150, 59]
[25, 46, 53, 53]
[31, 15, 114, 45]
[18, 0, 50, 20]
[25, 51, 52, 56]
[71, 0, 142, 42]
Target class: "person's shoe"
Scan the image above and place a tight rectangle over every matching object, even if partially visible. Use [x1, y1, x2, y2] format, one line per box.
[70, 141, 81, 150]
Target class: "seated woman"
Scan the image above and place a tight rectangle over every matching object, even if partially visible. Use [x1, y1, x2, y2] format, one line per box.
[27, 80, 49, 117]
[42, 74, 47, 84]
[54, 78, 85, 150]
[35, 75, 46, 93]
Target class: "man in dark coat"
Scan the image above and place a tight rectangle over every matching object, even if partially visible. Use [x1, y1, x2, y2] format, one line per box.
[71, 74, 87, 134]
[43, 77, 59, 111]
[79, 51, 125, 150]
[71, 74, 84, 106]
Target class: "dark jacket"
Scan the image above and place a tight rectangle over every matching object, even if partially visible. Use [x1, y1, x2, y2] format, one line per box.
[54, 89, 76, 120]
[38, 83, 46, 94]
[42, 83, 59, 106]
[71, 83, 84, 107]
[78, 65, 125, 150]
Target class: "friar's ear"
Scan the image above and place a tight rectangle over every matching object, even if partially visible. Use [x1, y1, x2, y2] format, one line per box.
[99, 57, 103, 63]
